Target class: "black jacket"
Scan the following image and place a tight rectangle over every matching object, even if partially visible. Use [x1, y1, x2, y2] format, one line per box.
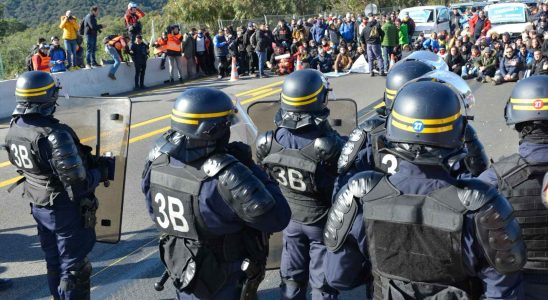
[84, 13, 102, 36]
[252, 30, 272, 52]
[130, 42, 149, 64]
[361, 20, 384, 45]
[529, 56, 548, 76]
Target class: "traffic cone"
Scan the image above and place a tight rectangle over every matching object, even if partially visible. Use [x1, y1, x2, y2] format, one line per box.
[296, 55, 304, 71]
[229, 56, 239, 82]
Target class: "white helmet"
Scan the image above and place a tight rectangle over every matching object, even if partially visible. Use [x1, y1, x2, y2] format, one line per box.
[128, 2, 138, 9]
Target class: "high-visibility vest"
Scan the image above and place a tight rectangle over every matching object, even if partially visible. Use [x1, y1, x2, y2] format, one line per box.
[33, 53, 51, 73]
[167, 34, 182, 52]
[154, 38, 168, 55]
[109, 36, 127, 51]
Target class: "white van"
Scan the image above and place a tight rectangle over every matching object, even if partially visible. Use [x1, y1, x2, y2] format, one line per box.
[398, 6, 451, 40]
[485, 2, 533, 38]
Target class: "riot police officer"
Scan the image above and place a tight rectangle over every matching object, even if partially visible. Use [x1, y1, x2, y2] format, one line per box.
[324, 81, 526, 299]
[141, 87, 290, 299]
[3, 71, 115, 299]
[255, 69, 345, 299]
[479, 75, 548, 300]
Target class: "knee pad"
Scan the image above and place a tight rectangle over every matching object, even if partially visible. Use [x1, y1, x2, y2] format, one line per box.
[60, 258, 92, 299]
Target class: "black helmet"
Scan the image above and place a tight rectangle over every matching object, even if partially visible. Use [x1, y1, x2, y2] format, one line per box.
[171, 87, 235, 141]
[386, 81, 466, 162]
[505, 75, 548, 126]
[276, 69, 329, 129]
[13, 71, 60, 116]
[384, 60, 434, 109]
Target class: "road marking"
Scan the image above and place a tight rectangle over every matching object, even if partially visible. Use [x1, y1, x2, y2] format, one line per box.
[235, 81, 283, 97]
[130, 114, 170, 129]
[129, 126, 170, 143]
[0, 175, 23, 188]
[0, 161, 11, 168]
[240, 88, 282, 105]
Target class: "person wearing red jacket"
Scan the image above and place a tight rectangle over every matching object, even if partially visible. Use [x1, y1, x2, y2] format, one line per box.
[125, 2, 145, 42]
[469, 10, 491, 42]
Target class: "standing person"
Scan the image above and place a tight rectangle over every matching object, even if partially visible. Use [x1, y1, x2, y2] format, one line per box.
[243, 23, 257, 75]
[166, 25, 184, 83]
[182, 29, 197, 79]
[274, 20, 292, 48]
[479, 75, 548, 300]
[469, 10, 491, 42]
[311, 19, 327, 44]
[141, 88, 290, 300]
[49, 36, 67, 73]
[324, 80, 526, 300]
[152, 31, 168, 70]
[361, 16, 385, 76]
[103, 36, 122, 80]
[255, 70, 344, 300]
[213, 29, 229, 79]
[339, 13, 355, 44]
[83, 6, 103, 68]
[124, 2, 145, 43]
[32, 44, 51, 73]
[325, 22, 341, 48]
[252, 24, 272, 78]
[58, 10, 79, 69]
[450, 7, 462, 35]
[396, 18, 409, 49]
[4, 71, 115, 300]
[381, 18, 398, 72]
[402, 12, 415, 39]
[194, 29, 210, 75]
[129, 34, 149, 90]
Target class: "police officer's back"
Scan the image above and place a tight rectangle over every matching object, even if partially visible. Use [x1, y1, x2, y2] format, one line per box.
[4, 71, 114, 300]
[141, 88, 290, 299]
[479, 75, 548, 300]
[255, 69, 345, 299]
[324, 81, 526, 299]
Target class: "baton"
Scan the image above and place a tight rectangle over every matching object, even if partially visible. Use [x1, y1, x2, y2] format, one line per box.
[154, 270, 170, 291]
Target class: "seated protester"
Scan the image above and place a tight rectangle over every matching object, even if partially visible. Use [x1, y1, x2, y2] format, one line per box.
[276, 48, 293, 75]
[493, 46, 523, 85]
[460, 44, 471, 64]
[527, 49, 548, 76]
[401, 44, 413, 59]
[492, 40, 503, 59]
[320, 38, 331, 53]
[530, 37, 543, 53]
[445, 46, 465, 75]
[290, 38, 300, 55]
[293, 46, 311, 69]
[461, 45, 481, 79]
[333, 46, 353, 72]
[152, 31, 168, 69]
[267, 46, 285, 72]
[461, 34, 474, 52]
[501, 32, 512, 49]
[543, 32, 548, 57]
[517, 44, 534, 66]
[476, 47, 499, 82]
[437, 47, 448, 59]
[307, 40, 319, 58]
[328, 40, 338, 56]
[422, 32, 440, 52]
[32, 43, 51, 73]
[413, 32, 425, 50]
[310, 47, 333, 73]
[49, 36, 67, 73]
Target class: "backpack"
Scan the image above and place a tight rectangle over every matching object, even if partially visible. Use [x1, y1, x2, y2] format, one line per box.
[79, 17, 86, 36]
[370, 25, 378, 38]
[25, 46, 38, 71]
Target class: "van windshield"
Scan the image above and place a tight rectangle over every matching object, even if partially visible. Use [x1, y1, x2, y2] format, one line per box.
[487, 5, 527, 24]
[401, 9, 434, 23]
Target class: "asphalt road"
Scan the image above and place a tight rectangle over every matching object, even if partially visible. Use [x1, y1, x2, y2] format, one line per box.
[0, 72, 517, 300]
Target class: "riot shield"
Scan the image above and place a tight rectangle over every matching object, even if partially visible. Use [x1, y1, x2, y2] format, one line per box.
[229, 102, 258, 145]
[415, 70, 476, 109]
[246, 99, 358, 136]
[399, 50, 449, 71]
[55, 96, 132, 244]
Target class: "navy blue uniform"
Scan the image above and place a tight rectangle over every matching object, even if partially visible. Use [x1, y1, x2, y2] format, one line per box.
[326, 161, 524, 299]
[479, 142, 548, 300]
[14, 115, 101, 299]
[142, 154, 290, 300]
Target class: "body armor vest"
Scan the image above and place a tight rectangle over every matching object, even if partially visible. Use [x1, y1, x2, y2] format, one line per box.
[362, 177, 473, 299]
[262, 135, 328, 224]
[5, 120, 70, 206]
[494, 153, 548, 272]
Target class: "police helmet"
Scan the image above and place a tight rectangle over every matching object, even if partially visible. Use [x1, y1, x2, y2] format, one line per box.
[384, 60, 434, 110]
[13, 71, 60, 116]
[505, 75, 548, 126]
[400, 50, 449, 71]
[171, 87, 235, 141]
[276, 69, 330, 129]
[386, 81, 466, 150]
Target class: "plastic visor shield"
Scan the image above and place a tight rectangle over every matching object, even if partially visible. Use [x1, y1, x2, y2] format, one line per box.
[55, 96, 132, 243]
[246, 99, 357, 269]
[229, 102, 258, 145]
[400, 50, 450, 72]
[415, 70, 476, 109]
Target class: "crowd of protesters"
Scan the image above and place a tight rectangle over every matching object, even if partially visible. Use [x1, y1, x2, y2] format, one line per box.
[25, 1, 548, 88]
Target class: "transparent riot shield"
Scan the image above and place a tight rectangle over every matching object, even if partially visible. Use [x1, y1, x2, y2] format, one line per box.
[246, 99, 358, 136]
[55, 96, 132, 244]
[415, 69, 476, 109]
[229, 102, 258, 145]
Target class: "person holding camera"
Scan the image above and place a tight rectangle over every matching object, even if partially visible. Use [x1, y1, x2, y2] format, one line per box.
[59, 10, 79, 69]
[125, 2, 145, 43]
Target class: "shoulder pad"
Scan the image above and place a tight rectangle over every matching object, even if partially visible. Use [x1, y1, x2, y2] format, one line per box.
[337, 128, 368, 174]
[360, 114, 385, 132]
[147, 133, 171, 162]
[255, 131, 274, 163]
[456, 179, 499, 211]
[201, 153, 238, 177]
[48, 129, 86, 186]
[216, 161, 276, 222]
[324, 171, 384, 252]
[314, 133, 342, 162]
[474, 192, 526, 274]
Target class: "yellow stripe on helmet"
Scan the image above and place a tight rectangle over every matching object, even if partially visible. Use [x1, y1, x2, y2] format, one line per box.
[282, 97, 318, 106]
[15, 82, 55, 93]
[171, 109, 233, 119]
[386, 94, 395, 100]
[170, 115, 199, 125]
[510, 98, 548, 104]
[281, 85, 324, 102]
[391, 119, 454, 134]
[15, 91, 47, 97]
[392, 110, 461, 125]
[385, 88, 397, 95]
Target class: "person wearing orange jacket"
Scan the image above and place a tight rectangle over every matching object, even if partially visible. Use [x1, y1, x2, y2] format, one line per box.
[166, 25, 184, 83]
[32, 44, 51, 73]
[153, 31, 168, 69]
[469, 10, 491, 42]
[125, 2, 145, 42]
[108, 35, 130, 61]
[59, 10, 79, 68]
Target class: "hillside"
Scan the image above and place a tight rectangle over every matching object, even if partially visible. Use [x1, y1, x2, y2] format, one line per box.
[0, 0, 167, 27]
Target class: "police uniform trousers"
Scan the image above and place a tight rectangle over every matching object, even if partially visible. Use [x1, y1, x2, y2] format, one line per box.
[175, 260, 245, 299]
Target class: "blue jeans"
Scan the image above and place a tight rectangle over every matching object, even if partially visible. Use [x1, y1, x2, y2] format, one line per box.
[461, 65, 478, 78]
[366, 44, 384, 73]
[381, 46, 393, 72]
[256, 50, 267, 75]
[64, 39, 77, 67]
[107, 47, 121, 75]
[85, 35, 97, 65]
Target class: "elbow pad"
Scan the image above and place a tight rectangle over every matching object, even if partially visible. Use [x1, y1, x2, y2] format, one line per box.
[255, 131, 273, 163]
[463, 125, 490, 176]
[48, 131, 86, 185]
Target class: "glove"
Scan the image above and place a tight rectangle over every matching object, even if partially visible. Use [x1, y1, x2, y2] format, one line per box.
[97, 156, 116, 181]
[227, 142, 254, 167]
